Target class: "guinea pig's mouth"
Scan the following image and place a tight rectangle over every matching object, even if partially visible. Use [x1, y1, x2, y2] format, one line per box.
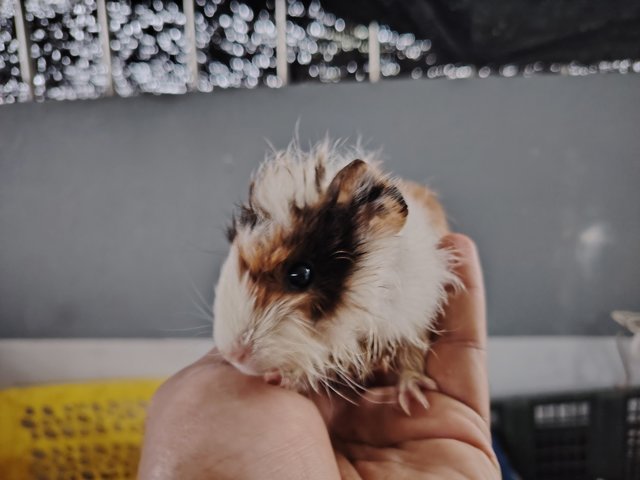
[229, 359, 284, 386]
[228, 358, 262, 376]
[221, 342, 289, 386]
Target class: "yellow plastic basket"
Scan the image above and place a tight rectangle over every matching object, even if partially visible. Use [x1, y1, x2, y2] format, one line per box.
[0, 379, 163, 480]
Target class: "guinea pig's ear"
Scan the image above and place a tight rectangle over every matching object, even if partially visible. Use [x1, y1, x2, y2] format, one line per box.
[328, 159, 408, 235]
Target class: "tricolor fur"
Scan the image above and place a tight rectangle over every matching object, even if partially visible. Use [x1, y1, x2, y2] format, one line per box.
[213, 140, 457, 392]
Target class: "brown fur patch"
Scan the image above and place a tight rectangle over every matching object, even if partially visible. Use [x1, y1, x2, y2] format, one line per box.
[238, 227, 291, 275]
[328, 160, 408, 235]
[328, 159, 370, 205]
[400, 180, 450, 237]
[366, 183, 408, 236]
[237, 229, 295, 311]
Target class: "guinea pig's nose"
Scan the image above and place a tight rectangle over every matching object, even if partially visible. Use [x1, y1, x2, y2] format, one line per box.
[226, 341, 261, 376]
[228, 341, 252, 364]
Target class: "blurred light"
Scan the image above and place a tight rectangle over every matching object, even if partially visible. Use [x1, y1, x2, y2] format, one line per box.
[108, 0, 190, 96]
[195, 1, 277, 90]
[500, 64, 518, 77]
[0, 1, 30, 104]
[286, 0, 368, 83]
[478, 66, 491, 78]
[24, 0, 107, 101]
[1, 0, 639, 105]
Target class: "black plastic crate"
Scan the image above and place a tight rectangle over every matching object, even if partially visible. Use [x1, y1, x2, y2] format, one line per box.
[491, 388, 640, 480]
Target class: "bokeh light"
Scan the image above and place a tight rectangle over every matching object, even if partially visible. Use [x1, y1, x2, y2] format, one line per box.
[0, 0, 638, 104]
[107, 0, 191, 96]
[195, 0, 279, 90]
[287, 0, 368, 83]
[0, 1, 30, 104]
[378, 25, 434, 80]
[24, 0, 108, 100]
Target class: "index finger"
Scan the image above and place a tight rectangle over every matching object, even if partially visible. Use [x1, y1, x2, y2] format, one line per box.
[426, 233, 491, 424]
[437, 233, 487, 348]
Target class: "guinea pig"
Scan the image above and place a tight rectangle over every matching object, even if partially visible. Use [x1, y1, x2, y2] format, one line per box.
[213, 140, 458, 414]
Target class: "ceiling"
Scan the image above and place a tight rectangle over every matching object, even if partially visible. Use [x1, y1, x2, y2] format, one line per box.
[318, 0, 640, 65]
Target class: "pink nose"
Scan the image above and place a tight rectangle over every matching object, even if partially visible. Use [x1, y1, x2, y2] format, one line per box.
[225, 341, 261, 376]
[228, 342, 252, 364]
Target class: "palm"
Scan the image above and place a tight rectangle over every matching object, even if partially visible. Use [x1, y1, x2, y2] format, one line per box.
[317, 384, 497, 479]
[312, 234, 499, 479]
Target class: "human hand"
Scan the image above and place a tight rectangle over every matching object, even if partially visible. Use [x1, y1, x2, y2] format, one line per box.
[138, 233, 499, 479]
[311, 233, 500, 479]
[137, 350, 341, 480]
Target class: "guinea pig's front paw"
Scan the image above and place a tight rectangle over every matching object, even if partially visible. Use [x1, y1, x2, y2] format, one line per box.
[263, 371, 283, 386]
[397, 371, 438, 415]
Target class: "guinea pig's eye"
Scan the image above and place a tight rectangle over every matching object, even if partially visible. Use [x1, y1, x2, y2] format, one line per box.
[286, 263, 314, 290]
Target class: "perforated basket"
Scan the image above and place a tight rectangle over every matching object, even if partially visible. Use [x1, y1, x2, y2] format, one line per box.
[491, 387, 640, 480]
[0, 379, 162, 480]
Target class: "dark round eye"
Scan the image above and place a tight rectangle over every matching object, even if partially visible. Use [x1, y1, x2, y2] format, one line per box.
[286, 263, 314, 290]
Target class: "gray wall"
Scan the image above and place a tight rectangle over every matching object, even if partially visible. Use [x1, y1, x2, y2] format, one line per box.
[1, 75, 639, 338]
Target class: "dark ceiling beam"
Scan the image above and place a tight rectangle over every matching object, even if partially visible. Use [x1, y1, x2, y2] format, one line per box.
[317, 0, 640, 65]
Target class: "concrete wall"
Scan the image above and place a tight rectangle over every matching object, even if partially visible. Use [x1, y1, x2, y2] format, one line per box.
[0, 74, 639, 337]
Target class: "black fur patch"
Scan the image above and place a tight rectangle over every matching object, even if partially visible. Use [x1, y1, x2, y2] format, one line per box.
[226, 204, 259, 243]
[225, 217, 237, 242]
[239, 205, 258, 228]
[285, 174, 407, 320]
[286, 199, 362, 320]
[381, 184, 408, 216]
[314, 163, 325, 192]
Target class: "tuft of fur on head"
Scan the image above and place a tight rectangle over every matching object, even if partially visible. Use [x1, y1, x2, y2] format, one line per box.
[214, 139, 457, 393]
[226, 138, 380, 240]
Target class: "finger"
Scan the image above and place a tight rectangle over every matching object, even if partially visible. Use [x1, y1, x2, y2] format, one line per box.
[317, 389, 491, 450]
[309, 382, 401, 431]
[334, 453, 362, 480]
[437, 233, 486, 347]
[426, 233, 491, 424]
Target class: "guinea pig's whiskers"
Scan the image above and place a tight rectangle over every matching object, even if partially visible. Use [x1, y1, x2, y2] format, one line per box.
[330, 373, 389, 405]
[362, 397, 395, 405]
[204, 351, 224, 360]
[192, 305, 214, 324]
[320, 382, 334, 406]
[426, 345, 441, 362]
[330, 250, 355, 264]
[194, 330, 214, 338]
[175, 310, 213, 322]
[161, 324, 212, 333]
[333, 369, 396, 406]
[321, 378, 359, 406]
[332, 256, 355, 264]
[185, 276, 213, 318]
[335, 371, 367, 395]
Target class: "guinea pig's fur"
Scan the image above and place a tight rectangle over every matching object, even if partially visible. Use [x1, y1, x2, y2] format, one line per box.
[213, 140, 458, 410]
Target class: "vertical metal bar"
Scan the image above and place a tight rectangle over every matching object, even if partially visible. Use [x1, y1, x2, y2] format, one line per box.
[275, 0, 287, 86]
[13, 0, 33, 99]
[368, 21, 380, 83]
[96, 0, 114, 95]
[182, 0, 198, 91]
